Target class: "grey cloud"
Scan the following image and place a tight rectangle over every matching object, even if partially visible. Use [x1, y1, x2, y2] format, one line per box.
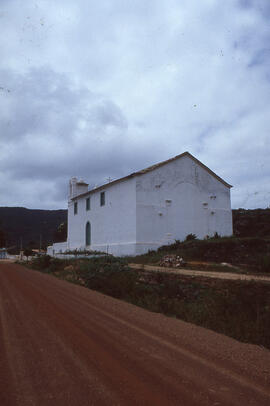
[0, 66, 156, 208]
[0, 0, 270, 209]
[92, 100, 128, 129]
[248, 48, 270, 68]
[239, 0, 270, 15]
[0, 67, 130, 172]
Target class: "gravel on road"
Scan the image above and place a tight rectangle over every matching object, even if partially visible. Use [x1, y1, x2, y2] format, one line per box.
[0, 262, 270, 405]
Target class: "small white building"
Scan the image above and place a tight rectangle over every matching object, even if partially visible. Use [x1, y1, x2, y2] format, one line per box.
[0, 248, 7, 259]
[48, 152, 233, 257]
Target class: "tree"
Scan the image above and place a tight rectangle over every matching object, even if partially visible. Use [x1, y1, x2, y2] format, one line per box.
[23, 248, 33, 261]
[53, 222, 67, 243]
[0, 222, 6, 248]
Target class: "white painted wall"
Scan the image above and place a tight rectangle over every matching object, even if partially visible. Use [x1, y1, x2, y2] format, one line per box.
[47, 241, 67, 256]
[51, 154, 232, 257]
[67, 178, 137, 255]
[47, 246, 53, 256]
[135, 155, 232, 254]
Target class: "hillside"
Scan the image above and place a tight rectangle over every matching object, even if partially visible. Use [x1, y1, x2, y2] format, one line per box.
[0, 207, 67, 250]
[233, 208, 270, 238]
[0, 207, 269, 252]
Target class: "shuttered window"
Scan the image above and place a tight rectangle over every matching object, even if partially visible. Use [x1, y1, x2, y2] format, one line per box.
[86, 197, 90, 211]
[100, 192, 105, 206]
[86, 222, 91, 246]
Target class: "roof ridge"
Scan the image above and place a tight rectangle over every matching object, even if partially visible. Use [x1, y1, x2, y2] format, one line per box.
[71, 151, 232, 200]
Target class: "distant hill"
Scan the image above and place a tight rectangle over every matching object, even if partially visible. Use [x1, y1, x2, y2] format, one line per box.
[0, 206, 269, 252]
[233, 208, 270, 238]
[0, 207, 67, 250]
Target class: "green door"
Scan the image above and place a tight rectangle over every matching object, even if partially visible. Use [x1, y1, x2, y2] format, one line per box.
[86, 222, 91, 246]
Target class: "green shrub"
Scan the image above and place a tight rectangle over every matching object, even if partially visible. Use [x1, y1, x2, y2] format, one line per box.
[23, 248, 33, 259]
[30, 255, 72, 273]
[31, 255, 51, 270]
[74, 256, 136, 299]
[261, 255, 270, 273]
[84, 266, 137, 299]
[185, 233, 197, 241]
[48, 258, 67, 272]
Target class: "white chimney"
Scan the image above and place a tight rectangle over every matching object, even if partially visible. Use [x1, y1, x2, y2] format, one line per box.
[69, 177, 88, 200]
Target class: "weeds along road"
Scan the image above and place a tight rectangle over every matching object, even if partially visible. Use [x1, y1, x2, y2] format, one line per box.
[0, 263, 270, 406]
[129, 263, 270, 282]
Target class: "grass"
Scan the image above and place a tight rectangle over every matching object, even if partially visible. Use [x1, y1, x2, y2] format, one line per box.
[127, 236, 270, 274]
[27, 254, 270, 350]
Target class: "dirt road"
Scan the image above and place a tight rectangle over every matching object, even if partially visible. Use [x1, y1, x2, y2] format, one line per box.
[0, 263, 270, 405]
[129, 263, 270, 282]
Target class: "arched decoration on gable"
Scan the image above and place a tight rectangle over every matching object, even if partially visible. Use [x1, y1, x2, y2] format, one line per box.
[85, 221, 91, 246]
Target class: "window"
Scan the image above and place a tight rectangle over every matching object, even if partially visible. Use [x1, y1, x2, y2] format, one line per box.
[74, 201, 78, 215]
[100, 191, 105, 206]
[85, 221, 91, 246]
[86, 197, 90, 211]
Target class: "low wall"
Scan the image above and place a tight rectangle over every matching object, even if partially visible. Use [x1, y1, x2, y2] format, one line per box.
[47, 241, 68, 256]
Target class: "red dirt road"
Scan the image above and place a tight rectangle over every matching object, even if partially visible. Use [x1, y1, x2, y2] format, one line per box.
[0, 263, 270, 406]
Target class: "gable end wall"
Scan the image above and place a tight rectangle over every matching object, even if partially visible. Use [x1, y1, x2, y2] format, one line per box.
[135, 155, 232, 254]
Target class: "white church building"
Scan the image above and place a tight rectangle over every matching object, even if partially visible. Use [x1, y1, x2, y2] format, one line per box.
[47, 152, 233, 257]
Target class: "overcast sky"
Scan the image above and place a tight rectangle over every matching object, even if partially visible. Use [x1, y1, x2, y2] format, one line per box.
[0, 0, 269, 210]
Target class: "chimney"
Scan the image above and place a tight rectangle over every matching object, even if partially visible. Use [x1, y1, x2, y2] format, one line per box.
[69, 177, 88, 200]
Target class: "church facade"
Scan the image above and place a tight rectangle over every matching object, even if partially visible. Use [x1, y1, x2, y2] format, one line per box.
[48, 152, 233, 256]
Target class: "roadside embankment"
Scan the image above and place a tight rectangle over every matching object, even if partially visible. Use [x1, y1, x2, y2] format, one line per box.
[25, 254, 270, 350]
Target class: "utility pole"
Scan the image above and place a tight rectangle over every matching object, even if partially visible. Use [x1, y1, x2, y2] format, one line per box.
[20, 237, 23, 260]
[39, 234, 42, 252]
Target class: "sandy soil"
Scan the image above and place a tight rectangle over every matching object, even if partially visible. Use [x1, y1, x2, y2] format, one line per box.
[129, 263, 270, 282]
[0, 262, 270, 405]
